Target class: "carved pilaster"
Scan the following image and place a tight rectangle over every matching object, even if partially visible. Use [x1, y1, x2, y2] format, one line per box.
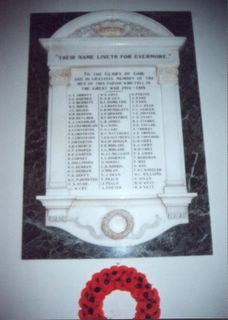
[49, 67, 71, 86]
[157, 66, 179, 85]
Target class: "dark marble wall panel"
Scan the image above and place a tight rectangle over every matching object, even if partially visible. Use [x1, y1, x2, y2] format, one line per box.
[22, 12, 212, 259]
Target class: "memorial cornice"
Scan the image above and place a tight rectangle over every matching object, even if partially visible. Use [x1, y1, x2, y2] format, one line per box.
[40, 37, 186, 50]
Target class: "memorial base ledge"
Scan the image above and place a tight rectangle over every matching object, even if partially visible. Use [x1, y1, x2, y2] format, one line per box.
[37, 192, 197, 220]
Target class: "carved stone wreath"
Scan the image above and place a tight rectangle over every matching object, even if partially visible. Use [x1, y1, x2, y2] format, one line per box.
[101, 210, 134, 240]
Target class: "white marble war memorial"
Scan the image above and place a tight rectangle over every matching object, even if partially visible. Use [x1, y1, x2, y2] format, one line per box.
[37, 10, 197, 246]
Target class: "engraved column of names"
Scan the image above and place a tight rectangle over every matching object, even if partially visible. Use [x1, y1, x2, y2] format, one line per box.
[67, 93, 98, 191]
[99, 92, 131, 190]
[131, 92, 161, 190]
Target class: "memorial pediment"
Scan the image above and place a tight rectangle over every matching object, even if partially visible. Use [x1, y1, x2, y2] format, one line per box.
[50, 11, 173, 38]
[40, 11, 184, 68]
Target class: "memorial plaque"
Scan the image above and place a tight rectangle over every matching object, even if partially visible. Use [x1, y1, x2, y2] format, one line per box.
[22, 11, 212, 258]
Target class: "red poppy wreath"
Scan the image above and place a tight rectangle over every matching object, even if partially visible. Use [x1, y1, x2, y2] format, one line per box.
[78, 265, 160, 320]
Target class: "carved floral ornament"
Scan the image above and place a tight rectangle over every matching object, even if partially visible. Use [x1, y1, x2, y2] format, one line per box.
[95, 21, 130, 37]
[68, 19, 161, 38]
[49, 68, 71, 86]
[157, 66, 179, 85]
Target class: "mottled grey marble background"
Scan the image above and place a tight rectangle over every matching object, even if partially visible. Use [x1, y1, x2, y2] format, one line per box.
[22, 12, 212, 259]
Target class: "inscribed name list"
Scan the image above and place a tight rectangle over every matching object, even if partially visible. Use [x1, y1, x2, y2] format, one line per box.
[67, 67, 165, 198]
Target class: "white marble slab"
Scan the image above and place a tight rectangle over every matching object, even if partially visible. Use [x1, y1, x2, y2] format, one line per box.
[37, 10, 196, 246]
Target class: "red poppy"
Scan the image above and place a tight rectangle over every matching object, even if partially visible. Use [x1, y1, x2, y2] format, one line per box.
[78, 265, 160, 320]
